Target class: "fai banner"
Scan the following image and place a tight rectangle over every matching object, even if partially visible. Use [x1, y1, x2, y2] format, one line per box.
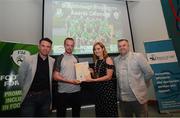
[144, 39, 180, 113]
[0, 41, 38, 116]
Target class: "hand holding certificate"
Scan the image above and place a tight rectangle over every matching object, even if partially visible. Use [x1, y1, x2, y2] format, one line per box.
[75, 62, 91, 82]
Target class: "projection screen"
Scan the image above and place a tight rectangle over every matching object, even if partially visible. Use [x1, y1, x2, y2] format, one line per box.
[44, 0, 133, 55]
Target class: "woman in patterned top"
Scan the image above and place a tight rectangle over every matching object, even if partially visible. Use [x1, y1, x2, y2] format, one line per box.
[84, 42, 118, 117]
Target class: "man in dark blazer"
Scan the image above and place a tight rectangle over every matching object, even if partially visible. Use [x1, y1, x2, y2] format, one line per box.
[17, 38, 55, 116]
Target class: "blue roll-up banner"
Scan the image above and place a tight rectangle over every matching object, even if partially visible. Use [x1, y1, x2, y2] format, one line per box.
[144, 39, 180, 113]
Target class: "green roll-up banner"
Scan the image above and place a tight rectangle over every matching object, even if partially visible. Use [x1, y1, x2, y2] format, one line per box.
[0, 41, 38, 116]
[161, 0, 180, 63]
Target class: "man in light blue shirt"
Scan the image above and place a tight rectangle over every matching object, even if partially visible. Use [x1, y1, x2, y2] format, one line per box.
[114, 39, 154, 117]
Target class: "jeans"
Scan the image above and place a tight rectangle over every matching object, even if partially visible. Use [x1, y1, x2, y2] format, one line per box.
[56, 91, 81, 117]
[21, 90, 51, 117]
[119, 100, 148, 117]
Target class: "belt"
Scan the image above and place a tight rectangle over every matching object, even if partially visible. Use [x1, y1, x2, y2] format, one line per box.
[28, 89, 50, 96]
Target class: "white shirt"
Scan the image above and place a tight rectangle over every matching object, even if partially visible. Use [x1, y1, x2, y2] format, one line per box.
[118, 53, 137, 101]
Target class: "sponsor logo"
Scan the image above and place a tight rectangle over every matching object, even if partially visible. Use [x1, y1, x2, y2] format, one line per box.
[11, 50, 30, 66]
[147, 51, 177, 64]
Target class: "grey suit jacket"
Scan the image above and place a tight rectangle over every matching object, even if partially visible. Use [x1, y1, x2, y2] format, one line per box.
[114, 52, 154, 104]
[17, 54, 55, 103]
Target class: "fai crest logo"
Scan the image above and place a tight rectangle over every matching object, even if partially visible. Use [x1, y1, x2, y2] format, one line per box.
[11, 50, 30, 66]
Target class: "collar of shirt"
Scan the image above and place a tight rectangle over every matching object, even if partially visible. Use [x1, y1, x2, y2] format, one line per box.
[38, 53, 48, 62]
[119, 52, 130, 60]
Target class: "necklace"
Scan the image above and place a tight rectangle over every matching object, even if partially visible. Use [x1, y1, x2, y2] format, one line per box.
[94, 59, 104, 78]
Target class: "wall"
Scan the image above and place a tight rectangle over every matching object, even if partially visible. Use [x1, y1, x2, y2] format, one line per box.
[0, 0, 42, 44]
[128, 0, 169, 100]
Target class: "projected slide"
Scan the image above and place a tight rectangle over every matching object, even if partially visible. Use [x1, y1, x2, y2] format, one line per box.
[45, 0, 131, 55]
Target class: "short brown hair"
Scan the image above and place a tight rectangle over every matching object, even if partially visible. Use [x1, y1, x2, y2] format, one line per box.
[64, 37, 74, 45]
[118, 39, 129, 43]
[39, 37, 52, 44]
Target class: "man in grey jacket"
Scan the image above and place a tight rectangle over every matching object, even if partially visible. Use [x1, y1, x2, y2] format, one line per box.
[17, 38, 55, 116]
[114, 39, 154, 117]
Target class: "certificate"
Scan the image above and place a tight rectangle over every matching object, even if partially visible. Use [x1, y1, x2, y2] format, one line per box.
[75, 62, 91, 81]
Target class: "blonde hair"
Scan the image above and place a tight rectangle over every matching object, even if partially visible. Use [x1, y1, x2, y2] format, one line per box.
[92, 42, 108, 62]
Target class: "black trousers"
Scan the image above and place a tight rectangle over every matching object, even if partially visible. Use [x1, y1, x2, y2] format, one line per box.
[21, 90, 51, 117]
[56, 91, 81, 117]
